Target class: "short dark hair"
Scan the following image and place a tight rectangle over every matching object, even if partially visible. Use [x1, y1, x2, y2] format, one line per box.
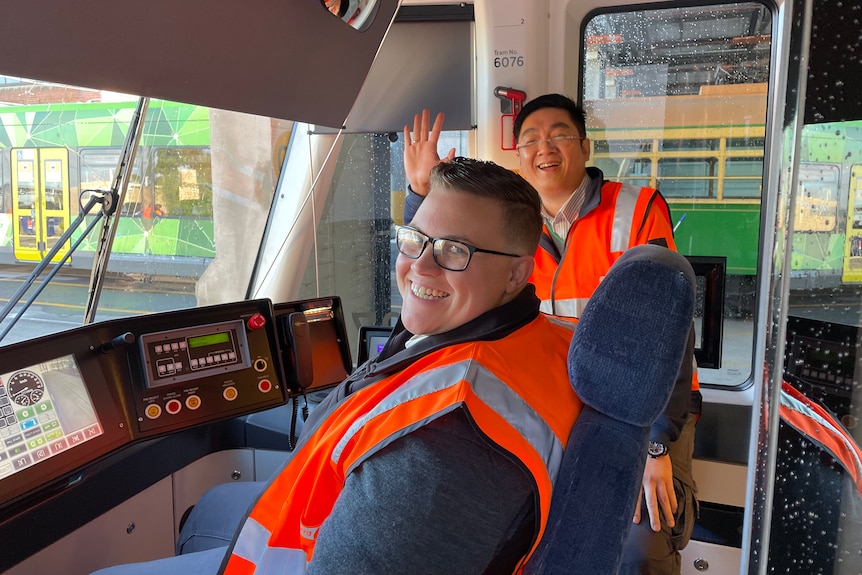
[429, 157, 542, 254]
[512, 93, 587, 141]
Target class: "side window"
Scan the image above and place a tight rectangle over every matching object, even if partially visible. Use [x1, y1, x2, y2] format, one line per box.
[291, 130, 470, 360]
[582, 3, 772, 387]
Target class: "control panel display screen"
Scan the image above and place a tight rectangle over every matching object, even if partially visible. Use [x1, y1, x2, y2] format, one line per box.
[0, 355, 102, 482]
[188, 332, 231, 349]
[140, 319, 251, 389]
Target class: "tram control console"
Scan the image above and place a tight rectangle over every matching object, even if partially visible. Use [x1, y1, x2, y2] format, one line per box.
[771, 314, 862, 571]
[0, 299, 289, 516]
[784, 314, 862, 437]
[689, 313, 862, 557]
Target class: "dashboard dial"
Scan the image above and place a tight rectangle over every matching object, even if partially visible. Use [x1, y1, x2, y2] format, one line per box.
[7, 370, 45, 406]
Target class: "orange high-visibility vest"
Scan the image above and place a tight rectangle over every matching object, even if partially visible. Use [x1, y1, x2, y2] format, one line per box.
[780, 379, 862, 495]
[531, 181, 676, 321]
[222, 315, 582, 575]
[530, 180, 699, 396]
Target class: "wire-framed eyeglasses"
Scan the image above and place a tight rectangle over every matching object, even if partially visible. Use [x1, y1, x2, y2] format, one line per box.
[516, 134, 585, 151]
[394, 225, 522, 272]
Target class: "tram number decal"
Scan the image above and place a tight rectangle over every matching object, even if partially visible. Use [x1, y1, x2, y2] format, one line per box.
[494, 56, 525, 68]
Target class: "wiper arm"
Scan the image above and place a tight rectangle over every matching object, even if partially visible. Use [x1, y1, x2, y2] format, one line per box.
[0, 190, 118, 343]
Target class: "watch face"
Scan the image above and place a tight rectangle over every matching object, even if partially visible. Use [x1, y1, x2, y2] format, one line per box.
[648, 441, 668, 457]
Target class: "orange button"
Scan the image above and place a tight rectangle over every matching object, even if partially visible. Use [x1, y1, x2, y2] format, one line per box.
[145, 404, 162, 419]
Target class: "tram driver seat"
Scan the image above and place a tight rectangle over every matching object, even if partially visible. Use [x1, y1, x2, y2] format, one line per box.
[525, 245, 696, 574]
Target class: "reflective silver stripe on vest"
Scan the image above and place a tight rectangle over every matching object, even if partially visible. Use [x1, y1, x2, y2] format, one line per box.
[539, 297, 588, 319]
[544, 315, 579, 330]
[233, 517, 309, 574]
[781, 390, 862, 478]
[256, 548, 309, 575]
[332, 360, 565, 482]
[610, 184, 641, 253]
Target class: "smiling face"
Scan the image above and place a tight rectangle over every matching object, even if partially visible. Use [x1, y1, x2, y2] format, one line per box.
[516, 107, 591, 214]
[396, 187, 532, 336]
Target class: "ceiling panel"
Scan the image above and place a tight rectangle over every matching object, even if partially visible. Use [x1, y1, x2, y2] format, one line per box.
[0, 0, 399, 127]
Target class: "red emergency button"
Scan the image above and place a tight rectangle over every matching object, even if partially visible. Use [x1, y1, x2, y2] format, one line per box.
[247, 313, 266, 330]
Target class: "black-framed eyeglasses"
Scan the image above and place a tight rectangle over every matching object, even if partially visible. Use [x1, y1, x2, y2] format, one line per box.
[394, 225, 523, 272]
[516, 134, 585, 150]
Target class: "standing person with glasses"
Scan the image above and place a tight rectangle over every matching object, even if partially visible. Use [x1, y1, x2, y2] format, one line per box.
[403, 94, 700, 575]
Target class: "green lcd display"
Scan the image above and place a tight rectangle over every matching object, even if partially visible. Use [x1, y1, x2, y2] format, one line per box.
[188, 331, 231, 349]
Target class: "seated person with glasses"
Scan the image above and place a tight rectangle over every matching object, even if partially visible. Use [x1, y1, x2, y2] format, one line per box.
[91, 157, 694, 575]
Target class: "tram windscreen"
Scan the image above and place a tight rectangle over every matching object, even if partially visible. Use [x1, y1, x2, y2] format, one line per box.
[0, 355, 103, 482]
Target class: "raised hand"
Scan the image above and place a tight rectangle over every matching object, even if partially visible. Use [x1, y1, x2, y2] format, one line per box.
[403, 109, 457, 196]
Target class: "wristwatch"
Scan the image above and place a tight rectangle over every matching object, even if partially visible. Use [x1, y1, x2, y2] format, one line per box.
[648, 441, 669, 458]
